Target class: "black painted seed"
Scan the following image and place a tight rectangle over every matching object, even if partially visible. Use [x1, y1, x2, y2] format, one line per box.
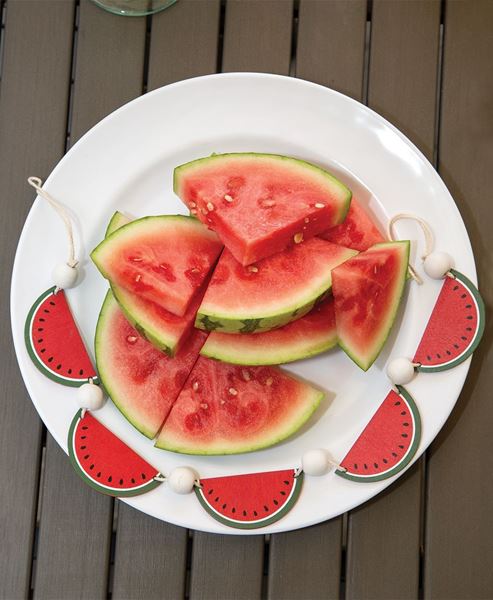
[120, 479, 124, 485]
[39, 318, 45, 322]
[108, 476, 112, 483]
[403, 423, 409, 427]
[466, 327, 472, 331]
[43, 309, 50, 313]
[354, 463, 358, 470]
[37, 338, 43, 343]
[446, 350, 451, 355]
[466, 304, 472, 308]
[89, 465, 94, 470]
[82, 426, 88, 430]
[283, 480, 290, 485]
[461, 336, 467, 341]
[68, 369, 72, 374]
[383, 458, 388, 464]
[401, 411, 407, 416]
[50, 301, 55, 306]
[97, 472, 101, 478]
[80, 445, 86, 450]
[222, 504, 227, 509]
[453, 285, 459, 291]
[466, 316, 473, 320]
[81, 436, 86, 439]
[374, 463, 378, 469]
[280, 491, 286, 496]
[394, 401, 401, 406]
[232, 508, 236, 514]
[215, 497, 219, 502]
[461, 293, 467, 298]
[454, 344, 459, 349]
[131, 478, 135, 484]
[364, 464, 368, 470]
[392, 452, 398, 457]
[48, 357, 53, 363]
[208, 489, 213, 495]
[273, 499, 279, 506]
[427, 355, 432, 360]
[399, 445, 405, 449]
[56, 364, 61, 370]
[264, 505, 269, 512]
[141, 473, 146, 480]
[40, 349, 46, 353]
[84, 454, 89, 460]
[402, 433, 408, 438]
[436, 353, 441, 359]
[37, 328, 44, 332]
[253, 511, 257, 517]
[79, 369, 84, 376]
[243, 510, 247, 516]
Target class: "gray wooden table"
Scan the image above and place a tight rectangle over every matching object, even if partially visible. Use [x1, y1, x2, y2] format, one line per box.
[1, 1, 492, 598]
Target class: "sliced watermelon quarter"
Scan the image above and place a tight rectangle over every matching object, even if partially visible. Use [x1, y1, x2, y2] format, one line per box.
[319, 198, 385, 251]
[336, 386, 421, 482]
[25, 287, 97, 387]
[195, 469, 303, 529]
[68, 410, 163, 497]
[332, 241, 410, 371]
[200, 295, 337, 365]
[196, 239, 357, 334]
[156, 357, 323, 455]
[414, 269, 485, 372]
[91, 215, 223, 317]
[174, 153, 352, 265]
[95, 291, 208, 439]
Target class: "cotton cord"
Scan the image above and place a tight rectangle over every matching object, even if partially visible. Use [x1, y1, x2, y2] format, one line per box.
[27, 177, 78, 268]
[387, 213, 436, 285]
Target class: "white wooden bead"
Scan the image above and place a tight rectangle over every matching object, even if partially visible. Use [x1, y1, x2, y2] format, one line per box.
[76, 382, 105, 410]
[52, 263, 78, 289]
[168, 467, 198, 494]
[386, 357, 415, 385]
[302, 449, 332, 476]
[423, 251, 454, 279]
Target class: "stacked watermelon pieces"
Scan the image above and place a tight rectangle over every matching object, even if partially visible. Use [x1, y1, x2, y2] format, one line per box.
[91, 153, 410, 455]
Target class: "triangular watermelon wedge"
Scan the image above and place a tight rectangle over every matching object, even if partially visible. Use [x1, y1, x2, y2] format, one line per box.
[332, 241, 410, 371]
[195, 469, 303, 529]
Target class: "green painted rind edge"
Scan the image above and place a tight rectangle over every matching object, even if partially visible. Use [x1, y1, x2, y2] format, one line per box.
[95, 291, 157, 440]
[105, 211, 132, 237]
[338, 241, 410, 371]
[335, 385, 422, 483]
[67, 409, 162, 497]
[194, 471, 304, 530]
[200, 332, 338, 365]
[24, 287, 96, 388]
[416, 269, 486, 373]
[155, 388, 324, 455]
[174, 152, 352, 225]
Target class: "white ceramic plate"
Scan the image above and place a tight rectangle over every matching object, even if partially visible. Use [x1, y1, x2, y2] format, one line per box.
[11, 73, 475, 534]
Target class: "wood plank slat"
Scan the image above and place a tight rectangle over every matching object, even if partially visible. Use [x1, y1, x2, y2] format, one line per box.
[345, 2, 441, 598]
[222, 0, 293, 75]
[148, 0, 220, 90]
[296, 0, 367, 100]
[33, 2, 146, 598]
[0, 1, 75, 597]
[424, 2, 493, 598]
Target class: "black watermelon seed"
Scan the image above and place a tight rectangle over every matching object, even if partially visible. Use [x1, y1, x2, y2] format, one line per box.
[354, 463, 358, 470]
[283, 480, 290, 485]
[43, 309, 50, 314]
[402, 433, 408, 438]
[392, 452, 398, 457]
[264, 505, 269, 512]
[80, 445, 86, 450]
[232, 508, 236, 514]
[208, 489, 213, 495]
[90, 465, 94, 470]
[81, 436, 86, 439]
[383, 458, 388, 464]
[243, 510, 247, 516]
[40, 349, 46, 353]
[37, 327, 44, 332]
[119, 479, 124, 485]
[56, 364, 61, 370]
[222, 504, 227, 509]
[37, 338, 43, 343]
[253, 511, 257, 517]
[39, 318, 45, 322]
[401, 411, 407, 416]
[461, 336, 467, 341]
[141, 473, 146, 480]
[79, 369, 84, 376]
[280, 491, 286, 496]
[466, 316, 473, 320]
[84, 454, 89, 460]
[466, 304, 472, 308]
[399, 445, 405, 449]
[436, 353, 441, 359]
[215, 497, 219, 502]
[453, 285, 459, 291]
[97, 472, 101, 478]
[131, 478, 135, 484]
[364, 464, 368, 470]
[108, 476, 112, 483]
[394, 401, 401, 406]
[374, 463, 379, 469]
[49, 301, 55, 306]
[403, 423, 409, 427]
[68, 369, 72, 374]
[82, 426, 88, 430]
[466, 327, 472, 331]
[273, 500, 279, 506]
[454, 344, 459, 349]
[461, 293, 467, 298]
[427, 355, 432, 361]
[48, 357, 53, 363]
[446, 350, 451, 355]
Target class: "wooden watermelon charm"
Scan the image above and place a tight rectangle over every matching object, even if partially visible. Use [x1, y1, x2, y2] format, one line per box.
[336, 386, 421, 483]
[414, 269, 485, 372]
[195, 469, 303, 529]
[68, 410, 163, 497]
[25, 287, 99, 387]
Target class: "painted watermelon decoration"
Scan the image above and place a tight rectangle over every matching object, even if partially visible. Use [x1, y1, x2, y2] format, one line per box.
[174, 153, 352, 265]
[196, 240, 357, 334]
[414, 269, 485, 372]
[195, 469, 303, 529]
[156, 357, 323, 455]
[336, 386, 421, 482]
[319, 198, 385, 251]
[332, 241, 410, 371]
[68, 410, 163, 496]
[25, 287, 97, 387]
[200, 295, 337, 365]
[91, 215, 223, 317]
[95, 291, 207, 439]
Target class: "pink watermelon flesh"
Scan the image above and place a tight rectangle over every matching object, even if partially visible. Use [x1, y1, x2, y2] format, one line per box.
[91, 216, 223, 317]
[174, 153, 351, 265]
[200, 295, 337, 365]
[68, 410, 162, 497]
[195, 469, 303, 529]
[197, 239, 357, 333]
[25, 287, 97, 386]
[332, 241, 409, 371]
[95, 291, 208, 439]
[337, 387, 421, 482]
[156, 357, 323, 454]
[319, 198, 385, 251]
[414, 269, 484, 371]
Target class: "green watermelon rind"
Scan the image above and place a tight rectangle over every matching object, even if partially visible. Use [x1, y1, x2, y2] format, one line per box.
[67, 409, 162, 497]
[416, 269, 485, 373]
[24, 287, 98, 388]
[335, 385, 421, 483]
[174, 152, 352, 226]
[105, 210, 132, 237]
[95, 291, 157, 440]
[337, 241, 410, 371]
[200, 328, 338, 365]
[155, 387, 324, 455]
[194, 471, 304, 530]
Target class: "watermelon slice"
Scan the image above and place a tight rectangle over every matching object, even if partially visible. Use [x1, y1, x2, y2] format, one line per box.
[95, 291, 207, 439]
[103, 211, 200, 355]
[336, 386, 421, 482]
[91, 215, 223, 317]
[414, 269, 485, 372]
[156, 357, 323, 455]
[196, 240, 357, 334]
[319, 198, 385, 251]
[195, 469, 303, 529]
[332, 241, 410, 371]
[68, 410, 163, 496]
[25, 287, 97, 387]
[200, 296, 337, 365]
[174, 153, 352, 265]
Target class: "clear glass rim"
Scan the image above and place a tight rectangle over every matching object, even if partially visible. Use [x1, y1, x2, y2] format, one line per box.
[90, 0, 177, 17]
